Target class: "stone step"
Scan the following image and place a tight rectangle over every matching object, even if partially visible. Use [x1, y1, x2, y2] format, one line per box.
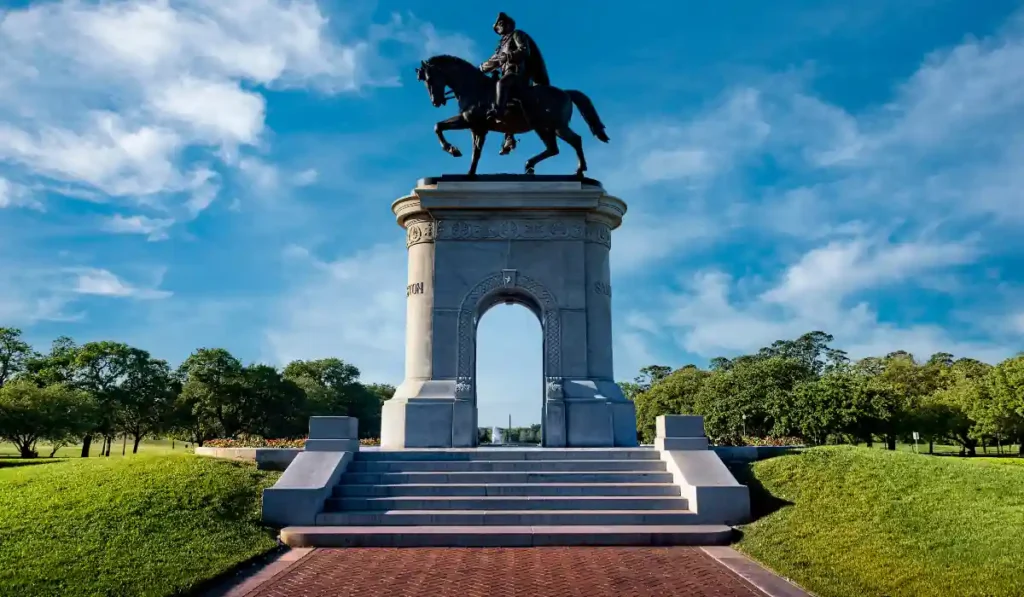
[325, 496, 690, 512]
[347, 459, 667, 473]
[334, 482, 682, 497]
[355, 449, 660, 461]
[314, 509, 700, 526]
[341, 471, 676, 484]
[280, 525, 735, 548]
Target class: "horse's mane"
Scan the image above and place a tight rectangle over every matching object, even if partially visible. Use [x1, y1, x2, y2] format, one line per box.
[425, 54, 481, 77]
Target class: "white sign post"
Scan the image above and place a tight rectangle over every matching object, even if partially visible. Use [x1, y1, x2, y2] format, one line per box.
[912, 431, 920, 454]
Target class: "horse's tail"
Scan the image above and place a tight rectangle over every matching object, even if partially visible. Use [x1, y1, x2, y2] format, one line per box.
[566, 90, 610, 143]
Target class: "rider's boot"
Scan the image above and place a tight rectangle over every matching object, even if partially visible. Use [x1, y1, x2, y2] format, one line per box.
[499, 135, 516, 155]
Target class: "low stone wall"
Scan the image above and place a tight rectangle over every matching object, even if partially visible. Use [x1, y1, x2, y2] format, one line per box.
[712, 446, 802, 463]
[194, 447, 301, 470]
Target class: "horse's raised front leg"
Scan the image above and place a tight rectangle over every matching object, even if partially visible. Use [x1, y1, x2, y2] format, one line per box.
[524, 129, 559, 175]
[435, 115, 470, 158]
[555, 126, 587, 178]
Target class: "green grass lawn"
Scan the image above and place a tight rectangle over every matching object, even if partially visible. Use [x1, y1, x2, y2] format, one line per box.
[0, 437, 190, 459]
[736, 446, 1024, 597]
[0, 454, 281, 597]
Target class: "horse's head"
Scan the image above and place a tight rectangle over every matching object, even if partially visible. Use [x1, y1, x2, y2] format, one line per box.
[415, 60, 447, 108]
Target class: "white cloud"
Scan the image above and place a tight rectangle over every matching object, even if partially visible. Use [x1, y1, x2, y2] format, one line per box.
[102, 214, 175, 241]
[761, 237, 979, 313]
[0, 176, 43, 211]
[70, 268, 171, 300]
[0, 0, 471, 231]
[149, 77, 266, 146]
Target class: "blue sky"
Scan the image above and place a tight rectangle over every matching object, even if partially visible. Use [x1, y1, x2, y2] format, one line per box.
[2, 0, 1023, 428]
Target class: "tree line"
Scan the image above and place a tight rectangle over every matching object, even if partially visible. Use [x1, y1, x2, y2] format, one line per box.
[0, 328, 394, 458]
[625, 331, 1024, 455]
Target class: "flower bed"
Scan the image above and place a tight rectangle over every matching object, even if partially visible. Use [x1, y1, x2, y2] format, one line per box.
[196, 437, 381, 470]
[203, 437, 382, 448]
[741, 436, 804, 447]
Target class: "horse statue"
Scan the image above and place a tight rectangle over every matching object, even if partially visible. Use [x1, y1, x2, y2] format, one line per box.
[415, 54, 610, 177]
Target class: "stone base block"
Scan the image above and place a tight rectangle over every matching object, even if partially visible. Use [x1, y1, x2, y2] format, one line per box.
[656, 415, 705, 439]
[564, 399, 639, 448]
[309, 416, 358, 440]
[655, 437, 709, 451]
[305, 439, 360, 452]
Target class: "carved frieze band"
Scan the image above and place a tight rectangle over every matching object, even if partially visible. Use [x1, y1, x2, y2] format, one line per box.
[406, 219, 611, 248]
[405, 221, 437, 247]
[455, 272, 562, 383]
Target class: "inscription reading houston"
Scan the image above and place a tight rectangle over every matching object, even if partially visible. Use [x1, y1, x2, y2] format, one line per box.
[407, 282, 424, 296]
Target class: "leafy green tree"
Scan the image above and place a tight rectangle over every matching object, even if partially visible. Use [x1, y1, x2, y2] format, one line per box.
[757, 331, 848, 376]
[283, 358, 383, 437]
[792, 364, 863, 445]
[855, 352, 924, 450]
[240, 364, 306, 438]
[72, 341, 139, 457]
[0, 380, 95, 458]
[0, 327, 34, 388]
[633, 365, 708, 443]
[176, 348, 246, 442]
[361, 382, 396, 438]
[983, 355, 1024, 455]
[120, 354, 177, 453]
[24, 336, 79, 387]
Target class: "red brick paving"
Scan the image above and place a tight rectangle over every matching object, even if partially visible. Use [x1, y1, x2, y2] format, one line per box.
[242, 547, 769, 597]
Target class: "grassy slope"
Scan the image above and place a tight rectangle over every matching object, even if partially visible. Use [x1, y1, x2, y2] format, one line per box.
[737, 447, 1024, 597]
[0, 454, 280, 597]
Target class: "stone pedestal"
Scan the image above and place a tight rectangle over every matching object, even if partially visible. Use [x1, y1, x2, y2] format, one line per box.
[380, 175, 638, 449]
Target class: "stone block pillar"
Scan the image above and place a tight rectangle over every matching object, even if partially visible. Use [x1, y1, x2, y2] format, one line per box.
[380, 175, 638, 448]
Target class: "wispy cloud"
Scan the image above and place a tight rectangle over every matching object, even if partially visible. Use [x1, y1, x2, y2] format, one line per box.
[70, 268, 172, 300]
[102, 214, 175, 241]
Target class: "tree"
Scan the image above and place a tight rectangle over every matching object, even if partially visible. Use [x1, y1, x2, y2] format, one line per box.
[633, 365, 708, 443]
[925, 358, 992, 455]
[120, 353, 177, 454]
[176, 348, 246, 442]
[24, 336, 79, 387]
[792, 364, 864, 445]
[0, 327, 34, 388]
[283, 358, 384, 437]
[757, 331, 848, 377]
[73, 341, 136, 457]
[983, 355, 1024, 455]
[239, 364, 306, 438]
[855, 352, 924, 450]
[361, 383, 396, 439]
[0, 380, 94, 458]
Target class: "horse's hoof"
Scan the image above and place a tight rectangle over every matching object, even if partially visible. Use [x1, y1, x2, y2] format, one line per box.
[450, 147, 462, 158]
[499, 147, 511, 156]
[525, 165, 535, 175]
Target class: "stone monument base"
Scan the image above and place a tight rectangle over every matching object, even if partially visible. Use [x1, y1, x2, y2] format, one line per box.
[382, 379, 637, 448]
[380, 175, 638, 449]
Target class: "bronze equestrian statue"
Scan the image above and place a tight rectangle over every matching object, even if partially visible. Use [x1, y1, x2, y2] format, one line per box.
[415, 12, 610, 177]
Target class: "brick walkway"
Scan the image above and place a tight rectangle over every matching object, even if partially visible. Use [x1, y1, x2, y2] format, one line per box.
[238, 547, 783, 597]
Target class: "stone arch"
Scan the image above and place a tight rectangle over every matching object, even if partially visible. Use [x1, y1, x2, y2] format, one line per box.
[454, 270, 562, 400]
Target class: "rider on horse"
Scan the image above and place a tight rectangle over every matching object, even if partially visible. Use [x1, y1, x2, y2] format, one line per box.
[480, 12, 551, 154]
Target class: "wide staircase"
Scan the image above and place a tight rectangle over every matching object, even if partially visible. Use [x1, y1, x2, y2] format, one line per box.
[281, 448, 734, 547]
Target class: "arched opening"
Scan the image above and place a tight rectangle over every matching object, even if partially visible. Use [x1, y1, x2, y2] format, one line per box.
[474, 298, 543, 446]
